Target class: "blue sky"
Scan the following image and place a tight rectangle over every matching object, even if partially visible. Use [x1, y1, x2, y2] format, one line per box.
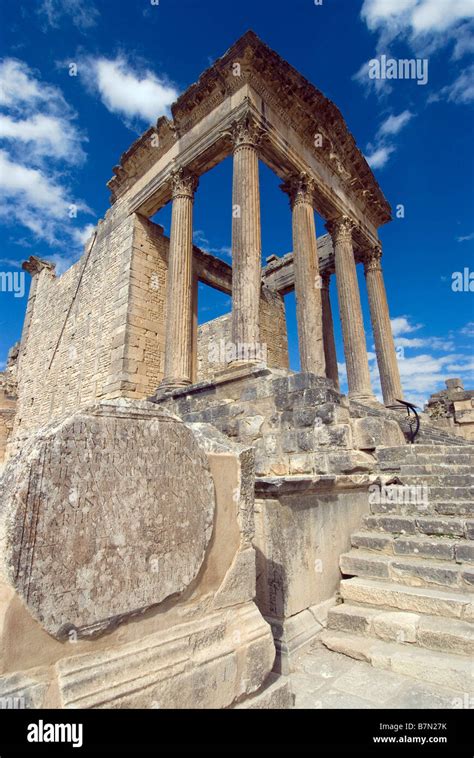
[0, 0, 473, 405]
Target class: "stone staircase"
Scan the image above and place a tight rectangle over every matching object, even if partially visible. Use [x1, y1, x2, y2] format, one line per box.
[350, 400, 472, 446]
[322, 444, 474, 692]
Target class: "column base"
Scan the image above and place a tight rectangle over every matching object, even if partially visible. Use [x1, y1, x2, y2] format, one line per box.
[214, 360, 266, 381]
[154, 378, 192, 399]
[349, 392, 381, 407]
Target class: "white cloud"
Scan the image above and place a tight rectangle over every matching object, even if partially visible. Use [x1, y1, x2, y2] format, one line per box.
[386, 314, 474, 402]
[453, 27, 474, 58]
[0, 58, 68, 111]
[434, 63, 474, 104]
[378, 110, 414, 135]
[460, 321, 474, 336]
[361, 0, 474, 42]
[38, 0, 99, 31]
[0, 58, 93, 256]
[0, 257, 22, 269]
[358, 0, 474, 103]
[365, 110, 414, 170]
[395, 336, 455, 350]
[391, 316, 423, 336]
[457, 231, 474, 242]
[344, 313, 473, 405]
[365, 145, 395, 169]
[0, 113, 86, 165]
[79, 55, 179, 127]
[193, 230, 232, 260]
[411, 0, 474, 34]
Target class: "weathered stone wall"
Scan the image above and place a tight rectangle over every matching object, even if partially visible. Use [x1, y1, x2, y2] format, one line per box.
[0, 391, 16, 466]
[197, 287, 289, 381]
[10, 205, 290, 447]
[12, 201, 135, 443]
[158, 369, 405, 477]
[9, 210, 171, 448]
[425, 379, 474, 441]
[0, 345, 18, 465]
[119, 215, 169, 399]
[254, 486, 370, 670]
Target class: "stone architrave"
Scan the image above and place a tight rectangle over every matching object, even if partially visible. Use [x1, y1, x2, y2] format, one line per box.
[230, 113, 264, 364]
[327, 216, 374, 400]
[0, 400, 215, 639]
[364, 245, 403, 406]
[281, 173, 326, 376]
[161, 167, 199, 390]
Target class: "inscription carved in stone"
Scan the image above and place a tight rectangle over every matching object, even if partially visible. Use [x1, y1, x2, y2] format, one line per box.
[0, 403, 215, 639]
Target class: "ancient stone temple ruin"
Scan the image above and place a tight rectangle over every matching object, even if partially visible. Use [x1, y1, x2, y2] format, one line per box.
[0, 32, 472, 709]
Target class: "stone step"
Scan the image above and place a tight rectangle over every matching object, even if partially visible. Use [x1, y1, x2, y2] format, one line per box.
[340, 577, 473, 620]
[387, 474, 474, 487]
[327, 604, 474, 656]
[415, 433, 472, 446]
[381, 463, 474, 475]
[351, 532, 474, 563]
[363, 513, 474, 539]
[377, 445, 474, 461]
[369, 500, 474, 517]
[422, 486, 474, 501]
[339, 549, 474, 592]
[320, 630, 473, 691]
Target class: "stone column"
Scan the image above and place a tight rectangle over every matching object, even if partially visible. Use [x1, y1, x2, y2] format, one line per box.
[230, 114, 263, 365]
[282, 174, 325, 376]
[191, 272, 199, 384]
[364, 245, 403, 406]
[321, 272, 340, 390]
[161, 167, 198, 390]
[326, 216, 374, 400]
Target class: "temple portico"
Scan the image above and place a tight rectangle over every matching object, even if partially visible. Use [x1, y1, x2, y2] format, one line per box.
[124, 52, 403, 404]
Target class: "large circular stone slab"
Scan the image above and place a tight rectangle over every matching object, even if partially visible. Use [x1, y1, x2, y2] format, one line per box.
[0, 402, 215, 638]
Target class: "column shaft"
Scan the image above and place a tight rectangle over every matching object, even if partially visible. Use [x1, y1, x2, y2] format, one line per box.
[327, 217, 374, 400]
[231, 116, 262, 359]
[365, 248, 403, 405]
[161, 169, 197, 389]
[287, 177, 325, 375]
[321, 273, 340, 390]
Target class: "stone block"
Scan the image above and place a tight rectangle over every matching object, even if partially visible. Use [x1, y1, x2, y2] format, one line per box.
[0, 672, 49, 710]
[238, 415, 265, 439]
[0, 400, 215, 638]
[233, 673, 292, 709]
[55, 603, 274, 709]
[351, 417, 405, 450]
[315, 424, 352, 448]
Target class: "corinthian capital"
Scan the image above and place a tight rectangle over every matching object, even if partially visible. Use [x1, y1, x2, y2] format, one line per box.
[170, 167, 199, 200]
[363, 244, 383, 274]
[326, 215, 356, 245]
[280, 172, 316, 209]
[230, 113, 266, 151]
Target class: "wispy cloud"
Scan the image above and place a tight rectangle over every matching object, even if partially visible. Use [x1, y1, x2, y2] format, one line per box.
[356, 0, 474, 101]
[77, 54, 179, 129]
[365, 145, 395, 169]
[391, 316, 423, 337]
[430, 63, 474, 105]
[37, 0, 99, 31]
[0, 57, 93, 261]
[457, 231, 474, 242]
[365, 110, 414, 169]
[375, 314, 474, 404]
[193, 230, 232, 261]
